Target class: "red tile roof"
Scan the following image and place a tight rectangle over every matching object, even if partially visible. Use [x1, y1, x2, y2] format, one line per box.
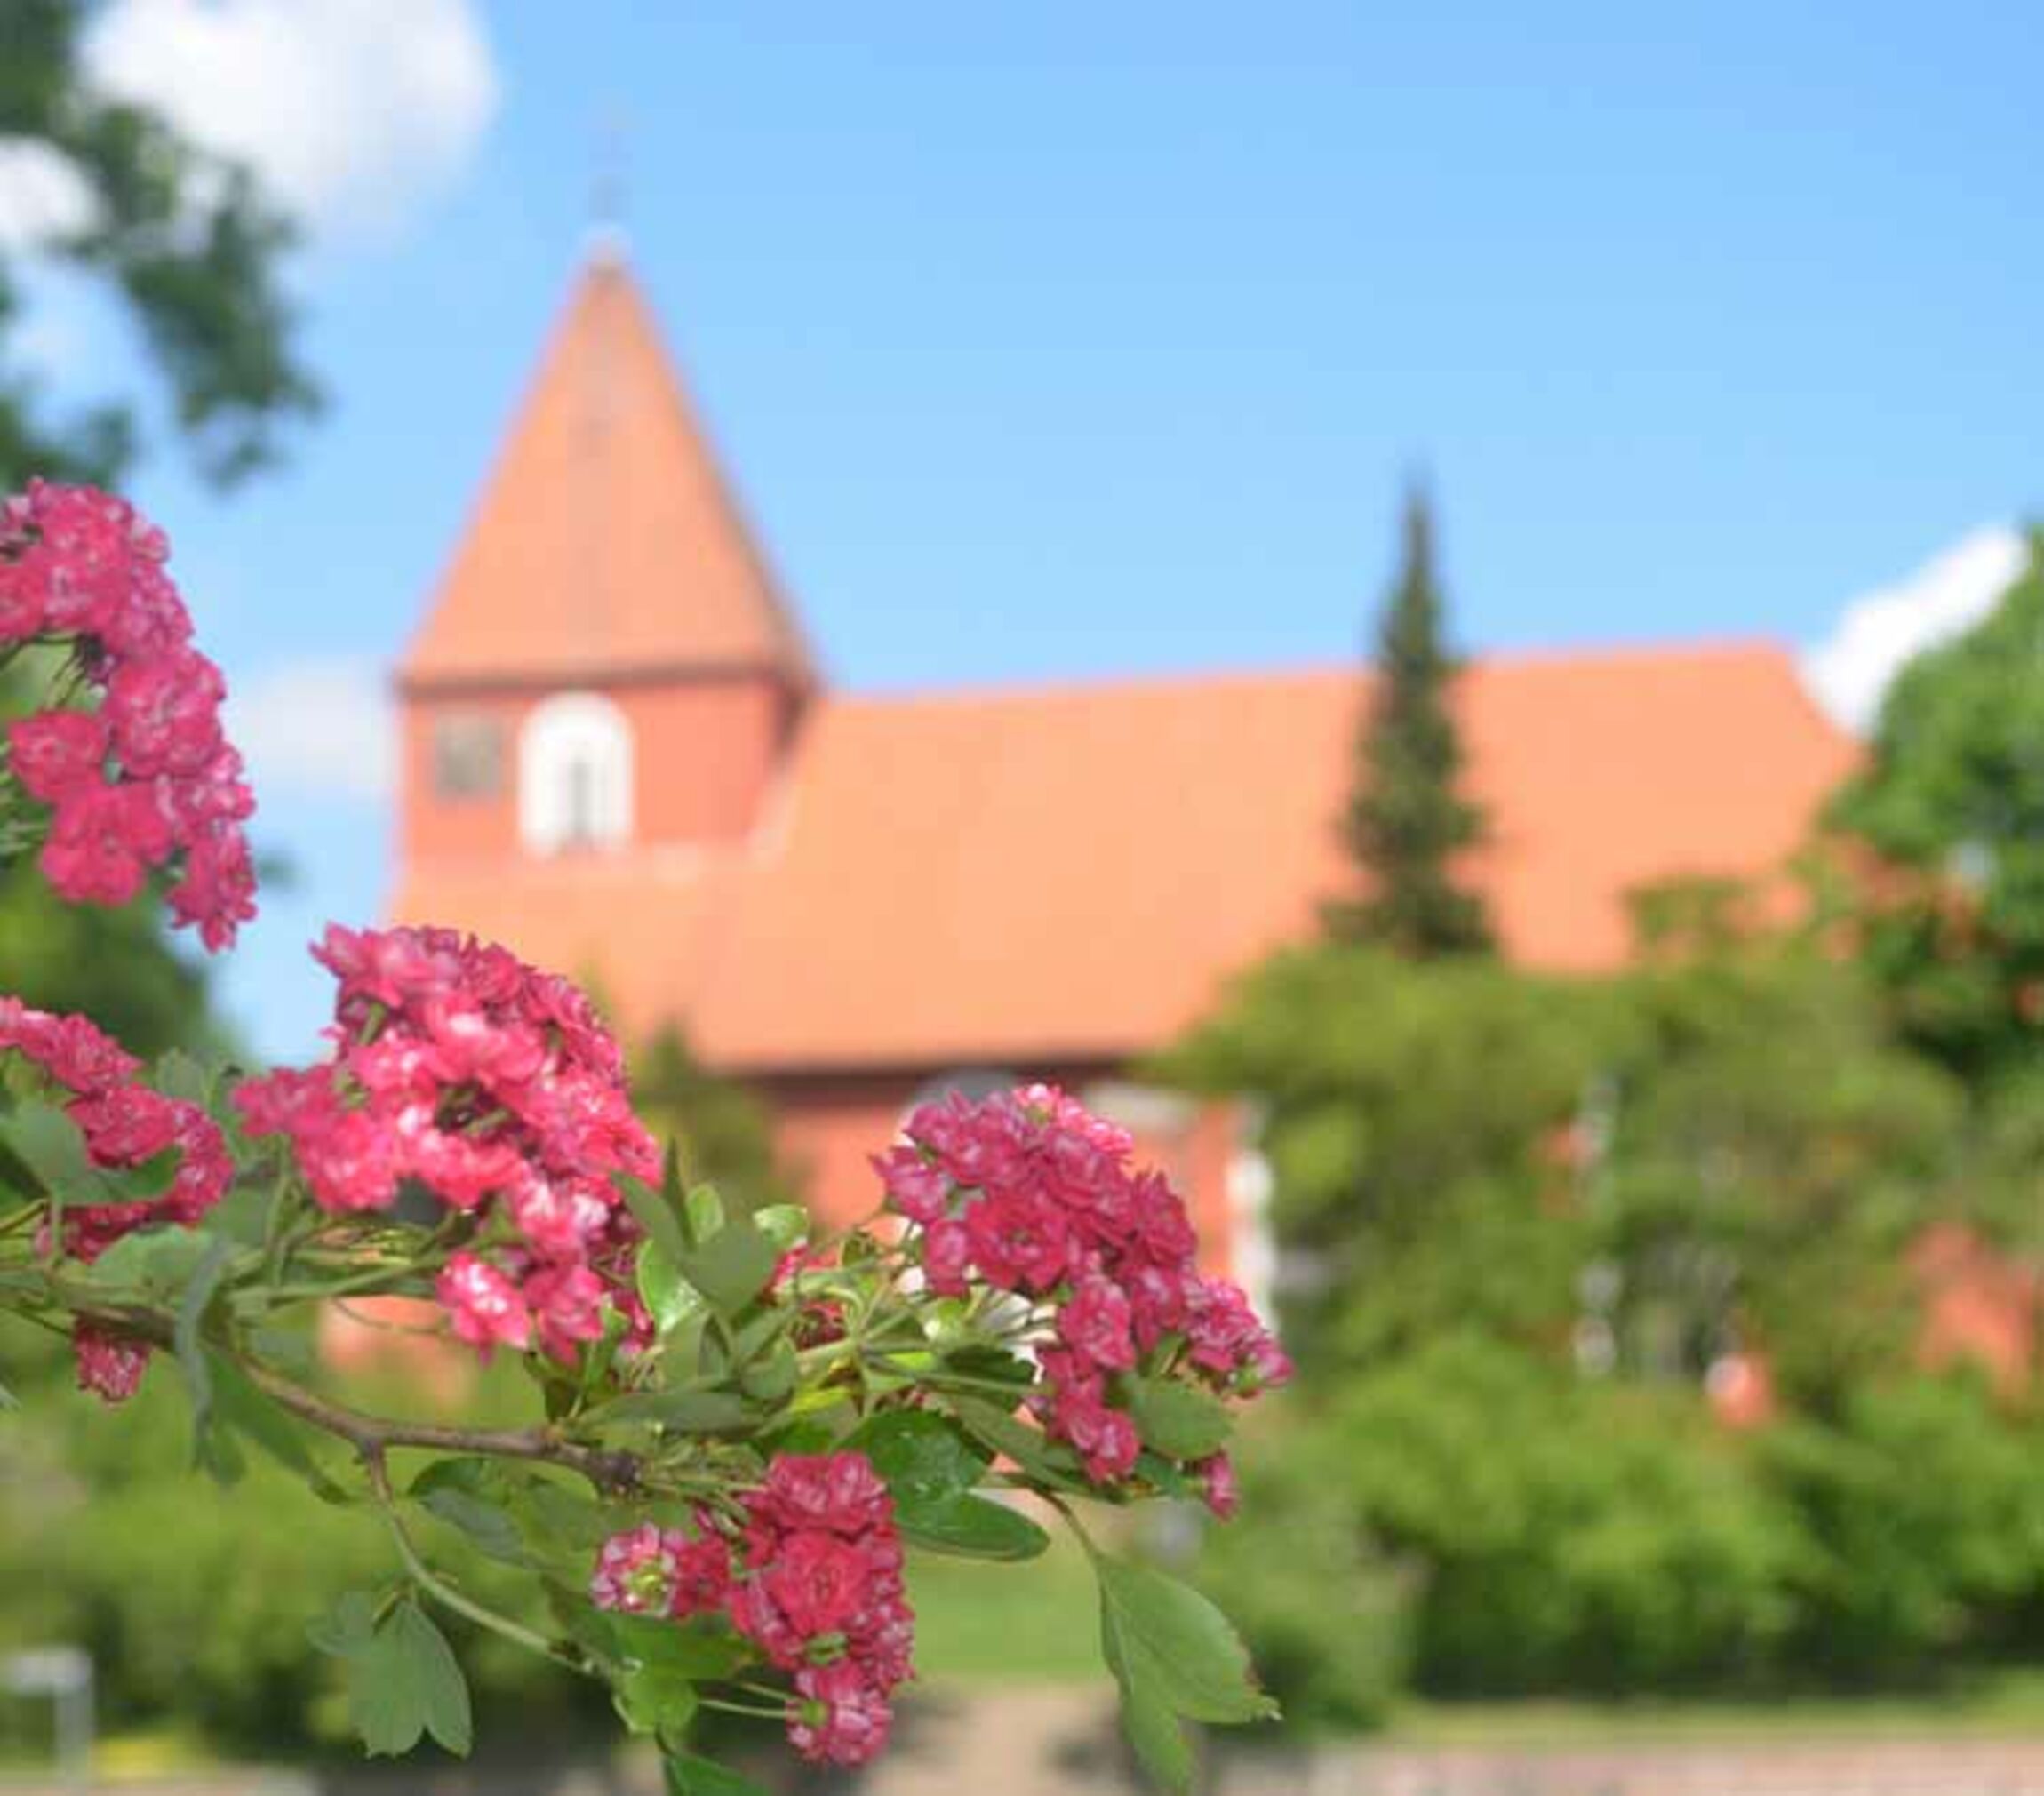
[393, 643, 1855, 1071]
[400, 257, 814, 691]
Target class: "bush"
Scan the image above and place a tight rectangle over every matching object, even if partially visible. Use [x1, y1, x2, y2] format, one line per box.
[1328, 1337, 1797, 1694]
[0, 1321, 595, 1752]
[1760, 1370, 2044, 1678]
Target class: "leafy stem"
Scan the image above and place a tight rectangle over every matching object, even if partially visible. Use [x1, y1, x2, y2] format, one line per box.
[362, 1448, 605, 1677]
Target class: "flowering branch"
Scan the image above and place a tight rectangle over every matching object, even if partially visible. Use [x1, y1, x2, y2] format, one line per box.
[0, 481, 1285, 1794]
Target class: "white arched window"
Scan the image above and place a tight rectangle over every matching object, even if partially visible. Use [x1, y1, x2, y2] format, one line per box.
[519, 692, 633, 855]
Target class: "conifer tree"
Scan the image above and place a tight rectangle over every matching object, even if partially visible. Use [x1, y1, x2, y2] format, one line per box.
[1323, 483, 1494, 955]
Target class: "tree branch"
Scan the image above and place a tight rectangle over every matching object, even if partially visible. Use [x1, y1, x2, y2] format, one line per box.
[65, 1297, 641, 1494]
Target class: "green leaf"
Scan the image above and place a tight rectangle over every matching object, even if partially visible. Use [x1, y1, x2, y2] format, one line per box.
[621, 1175, 689, 1269]
[520, 1475, 624, 1552]
[947, 1396, 1089, 1491]
[175, 1233, 236, 1463]
[664, 1751, 772, 1796]
[418, 1486, 528, 1565]
[636, 1240, 706, 1337]
[1124, 1377, 1234, 1462]
[410, 1458, 611, 1566]
[752, 1203, 810, 1249]
[848, 1409, 1051, 1559]
[199, 1182, 273, 1249]
[391, 1600, 473, 1757]
[312, 1593, 470, 1756]
[944, 1343, 1036, 1390]
[204, 1349, 351, 1502]
[307, 1590, 379, 1659]
[728, 1302, 795, 1365]
[599, 1388, 753, 1433]
[1134, 1451, 1194, 1499]
[1115, 1667, 1194, 1793]
[2, 1100, 96, 1196]
[82, 1225, 208, 1294]
[683, 1179, 723, 1247]
[1099, 1582, 1197, 1793]
[152, 1049, 213, 1106]
[1096, 1558, 1276, 1726]
[346, 1608, 427, 1757]
[738, 1337, 797, 1402]
[847, 1409, 988, 1508]
[675, 1213, 778, 1316]
[609, 1615, 755, 1680]
[616, 1663, 699, 1738]
[899, 1493, 1052, 1561]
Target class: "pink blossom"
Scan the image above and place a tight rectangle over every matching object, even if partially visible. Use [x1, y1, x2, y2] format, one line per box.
[589, 1522, 691, 1615]
[921, 1218, 970, 1295]
[763, 1530, 874, 1636]
[1057, 1274, 1136, 1372]
[7, 710, 108, 802]
[524, 1262, 607, 1364]
[41, 784, 169, 906]
[0, 999, 137, 1094]
[715, 1449, 914, 1760]
[74, 1325, 149, 1404]
[0, 483, 258, 949]
[787, 1663, 894, 1767]
[1, 1000, 230, 1259]
[436, 1253, 531, 1355]
[870, 1144, 950, 1222]
[1199, 1453, 1241, 1521]
[962, 1189, 1072, 1293]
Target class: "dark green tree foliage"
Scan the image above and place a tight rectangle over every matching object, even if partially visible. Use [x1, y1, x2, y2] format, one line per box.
[1597, 888, 1963, 1414]
[0, 0, 319, 488]
[1827, 530, 2044, 1086]
[1160, 946, 1608, 1369]
[1322, 485, 1494, 955]
[632, 1024, 806, 1214]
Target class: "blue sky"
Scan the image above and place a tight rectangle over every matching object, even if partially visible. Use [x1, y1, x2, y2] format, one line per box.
[20, 2, 2042, 1059]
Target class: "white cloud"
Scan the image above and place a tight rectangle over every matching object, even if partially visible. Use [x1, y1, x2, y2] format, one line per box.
[85, 0, 500, 243]
[0, 139, 98, 252]
[1801, 525, 2031, 734]
[226, 653, 394, 802]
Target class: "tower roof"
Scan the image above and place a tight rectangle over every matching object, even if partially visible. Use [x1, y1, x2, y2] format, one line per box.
[401, 253, 817, 691]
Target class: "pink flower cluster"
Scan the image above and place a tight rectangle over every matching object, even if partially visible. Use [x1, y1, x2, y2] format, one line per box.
[590, 1451, 913, 1767]
[0, 998, 232, 1261]
[234, 925, 659, 1362]
[0, 483, 256, 950]
[0, 997, 233, 1402]
[874, 1084, 1289, 1503]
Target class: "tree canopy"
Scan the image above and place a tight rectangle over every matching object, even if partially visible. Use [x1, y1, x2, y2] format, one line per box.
[1827, 529, 2044, 1087]
[0, 0, 319, 490]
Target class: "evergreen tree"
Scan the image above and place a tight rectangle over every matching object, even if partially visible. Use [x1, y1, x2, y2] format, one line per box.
[1322, 483, 1494, 954]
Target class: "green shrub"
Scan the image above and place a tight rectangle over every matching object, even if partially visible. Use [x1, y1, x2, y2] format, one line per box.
[1760, 1371, 2044, 1678]
[0, 1322, 598, 1753]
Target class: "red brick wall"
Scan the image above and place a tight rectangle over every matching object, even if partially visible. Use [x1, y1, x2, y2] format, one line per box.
[400, 673, 799, 864]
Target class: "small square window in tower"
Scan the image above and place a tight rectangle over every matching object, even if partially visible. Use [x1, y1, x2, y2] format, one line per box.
[433, 714, 505, 801]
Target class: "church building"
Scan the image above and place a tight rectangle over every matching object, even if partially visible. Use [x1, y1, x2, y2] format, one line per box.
[391, 251, 1855, 1273]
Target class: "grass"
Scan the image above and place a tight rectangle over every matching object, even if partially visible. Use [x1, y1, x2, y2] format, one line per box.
[906, 1530, 1105, 1685]
[1384, 1668, 2044, 1747]
[904, 1536, 2044, 1750]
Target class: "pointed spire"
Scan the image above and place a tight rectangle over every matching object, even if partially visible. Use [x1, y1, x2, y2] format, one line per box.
[403, 253, 817, 691]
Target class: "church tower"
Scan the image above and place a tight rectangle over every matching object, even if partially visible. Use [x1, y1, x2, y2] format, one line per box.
[396, 250, 815, 873]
